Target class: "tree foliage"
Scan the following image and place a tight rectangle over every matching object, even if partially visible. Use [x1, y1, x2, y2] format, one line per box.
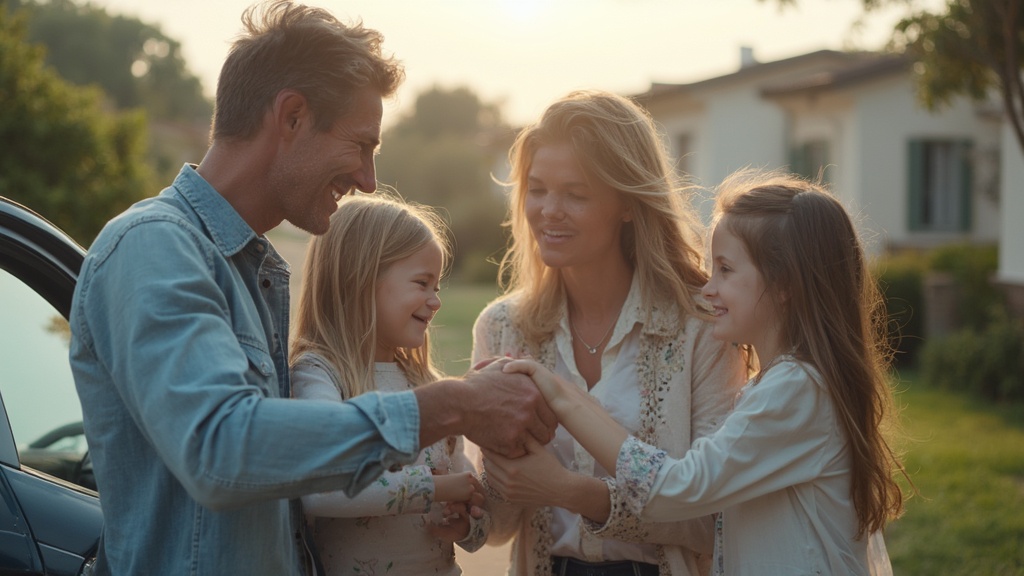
[891, 0, 1024, 154]
[5, 0, 212, 124]
[0, 6, 155, 244]
[377, 87, 513, 282]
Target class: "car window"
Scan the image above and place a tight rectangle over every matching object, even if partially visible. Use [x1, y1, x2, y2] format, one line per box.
[0, 268, 88, 487]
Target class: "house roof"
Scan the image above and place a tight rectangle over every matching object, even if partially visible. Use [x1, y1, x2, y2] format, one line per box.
[760, 53, 910, 98]
[634, 49, 908, 104]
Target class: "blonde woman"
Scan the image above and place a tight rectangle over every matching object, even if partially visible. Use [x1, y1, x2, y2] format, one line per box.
[291, 193, 489, 575]
[474, 90, 747, 576]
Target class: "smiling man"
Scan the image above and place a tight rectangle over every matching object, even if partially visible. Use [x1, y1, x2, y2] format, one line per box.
[68, 2, 555, 575]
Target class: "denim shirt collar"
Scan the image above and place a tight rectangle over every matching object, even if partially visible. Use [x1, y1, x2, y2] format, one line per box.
[171, 164, 260, 258]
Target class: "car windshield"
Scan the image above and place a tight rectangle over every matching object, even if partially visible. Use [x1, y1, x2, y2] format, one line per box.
[0, 268, 86, 473]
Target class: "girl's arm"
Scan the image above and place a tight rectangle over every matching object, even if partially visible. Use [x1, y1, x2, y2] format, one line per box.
[291, 362, 442, 517]
[582, 330, 747, 551]
[507, 359, 836, 522]
[503, 359, 627, 473]
[302, 466, 438, 517]
[445, 436, 491, 552]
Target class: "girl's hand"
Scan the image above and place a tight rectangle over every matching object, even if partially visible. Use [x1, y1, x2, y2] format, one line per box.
[429, 482, 485, 543]
[429, 501, 471, 543]
[481, 436, 570, 508]
[502, 359, 573, 408]
[433, 471, 481, 503]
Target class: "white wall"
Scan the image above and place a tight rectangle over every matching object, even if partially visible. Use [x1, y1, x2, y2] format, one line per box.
[646, 55, 1002, 256]
[999, 125, 1024, 283]
[851, 76, 999, 252]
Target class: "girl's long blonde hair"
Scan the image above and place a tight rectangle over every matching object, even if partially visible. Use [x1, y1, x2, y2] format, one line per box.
[500, 90, 708, 344]
[290, 193, 450, 397]
[713, 168, 907, 536]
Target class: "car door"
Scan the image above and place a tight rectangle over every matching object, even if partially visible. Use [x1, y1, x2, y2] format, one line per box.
[0, 196, 101, 575]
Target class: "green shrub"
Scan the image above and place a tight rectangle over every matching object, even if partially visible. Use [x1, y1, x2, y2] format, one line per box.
[920, 314, 1024, 402]
[927, 243, 1001, 329]
[873, 251, 928, 366]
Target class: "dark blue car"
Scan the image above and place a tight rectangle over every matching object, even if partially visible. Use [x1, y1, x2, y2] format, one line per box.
[0, 196, 101, 575]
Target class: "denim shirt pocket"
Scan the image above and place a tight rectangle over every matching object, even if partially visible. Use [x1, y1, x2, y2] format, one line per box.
[238, 338, 280, 398]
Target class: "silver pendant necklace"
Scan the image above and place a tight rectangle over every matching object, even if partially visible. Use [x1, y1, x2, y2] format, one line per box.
[569, 315, 617, 355]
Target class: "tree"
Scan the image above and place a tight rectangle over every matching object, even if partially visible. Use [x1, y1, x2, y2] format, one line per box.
[6, 0, 212, 124]
[0, 6, 155, 244]
[376, 87, 513, 282]
[889, 0, 1023, 153]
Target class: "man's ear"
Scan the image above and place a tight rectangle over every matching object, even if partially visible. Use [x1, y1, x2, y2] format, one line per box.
[272, 89, 308, 141]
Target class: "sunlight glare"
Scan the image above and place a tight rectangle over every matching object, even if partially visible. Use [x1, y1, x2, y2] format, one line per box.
[497, 0, 547, 24]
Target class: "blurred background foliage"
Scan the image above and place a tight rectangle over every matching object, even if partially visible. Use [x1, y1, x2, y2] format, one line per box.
[0, 0, 513, 263]
[0, 4, 154, 244]
[376, 86, 514, 283]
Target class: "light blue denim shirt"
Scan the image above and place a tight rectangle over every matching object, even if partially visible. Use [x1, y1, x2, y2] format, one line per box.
[70, 164, 421, 576]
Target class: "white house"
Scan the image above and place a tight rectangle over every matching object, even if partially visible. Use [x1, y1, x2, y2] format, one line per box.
[635, 49, 1004, 258]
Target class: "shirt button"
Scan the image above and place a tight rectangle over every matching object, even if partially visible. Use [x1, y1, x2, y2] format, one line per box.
[262, 279, 271, 288]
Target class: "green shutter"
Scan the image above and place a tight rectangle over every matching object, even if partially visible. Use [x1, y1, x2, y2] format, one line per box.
[908, 140, 924, 231]
[959, 139, 973, 232]
[790, 146, 804, 177]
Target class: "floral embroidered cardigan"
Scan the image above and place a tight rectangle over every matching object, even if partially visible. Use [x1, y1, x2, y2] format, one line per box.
[472, 292, 747, 576]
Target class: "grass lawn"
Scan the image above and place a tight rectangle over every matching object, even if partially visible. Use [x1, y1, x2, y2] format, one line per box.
[431, 284, 1024, 574]
[887, 375, 1024, 575]
[430, 282, 501, 376]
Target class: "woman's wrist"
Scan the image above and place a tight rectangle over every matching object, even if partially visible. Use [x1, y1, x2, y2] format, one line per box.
[562, 473, 612, 523]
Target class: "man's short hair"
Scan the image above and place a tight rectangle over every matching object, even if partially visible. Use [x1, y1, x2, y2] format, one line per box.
[212, 0, 404, 140]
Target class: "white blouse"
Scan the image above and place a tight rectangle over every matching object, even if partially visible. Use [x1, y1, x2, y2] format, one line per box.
[613, 358, 893, 576]
[291, 356, 488, 576]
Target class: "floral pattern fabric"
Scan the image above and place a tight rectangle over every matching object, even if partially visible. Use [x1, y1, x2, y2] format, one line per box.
[292, 355, 490, 576]
[471, 285, 747, 576]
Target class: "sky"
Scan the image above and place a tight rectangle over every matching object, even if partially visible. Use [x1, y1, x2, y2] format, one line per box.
[87, 0, 940, 128]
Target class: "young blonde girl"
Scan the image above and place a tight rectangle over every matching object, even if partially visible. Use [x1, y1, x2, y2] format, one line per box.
[491, 169, 907, 575]
[290, 193, 489, 576]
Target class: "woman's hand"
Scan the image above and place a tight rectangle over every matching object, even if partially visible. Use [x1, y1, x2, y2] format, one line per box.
[481, 436, 570, 508]
[483, 437, 612, 522]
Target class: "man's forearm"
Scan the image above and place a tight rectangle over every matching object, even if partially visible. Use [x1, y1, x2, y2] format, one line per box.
[413, 378, 468, 448]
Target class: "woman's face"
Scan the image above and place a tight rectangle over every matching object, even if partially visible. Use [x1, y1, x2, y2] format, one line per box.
[524, 142, 631, 271]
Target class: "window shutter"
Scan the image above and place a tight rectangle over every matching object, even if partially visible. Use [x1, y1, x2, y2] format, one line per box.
[908, 139, 924, 231]
[958, 139, 973, 232]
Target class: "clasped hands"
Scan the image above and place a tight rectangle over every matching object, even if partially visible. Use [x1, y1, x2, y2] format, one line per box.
[470, 357, 585, 510]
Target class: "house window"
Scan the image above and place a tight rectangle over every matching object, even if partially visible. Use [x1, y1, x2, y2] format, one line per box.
[790, 140, 829, 181]
[908, 140, 972, 232]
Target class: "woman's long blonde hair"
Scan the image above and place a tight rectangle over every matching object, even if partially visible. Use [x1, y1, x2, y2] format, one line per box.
[290, 193, 450, 397]
[500, 90, 708, 344]
[713, 169, 908, 536]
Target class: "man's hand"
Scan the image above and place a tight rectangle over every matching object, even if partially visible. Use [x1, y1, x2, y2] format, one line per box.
[414, 359, 556, 458]
[460, 364, 557, 458]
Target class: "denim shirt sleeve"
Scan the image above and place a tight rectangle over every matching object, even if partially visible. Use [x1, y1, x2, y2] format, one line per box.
[71, 216, 420, 510]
